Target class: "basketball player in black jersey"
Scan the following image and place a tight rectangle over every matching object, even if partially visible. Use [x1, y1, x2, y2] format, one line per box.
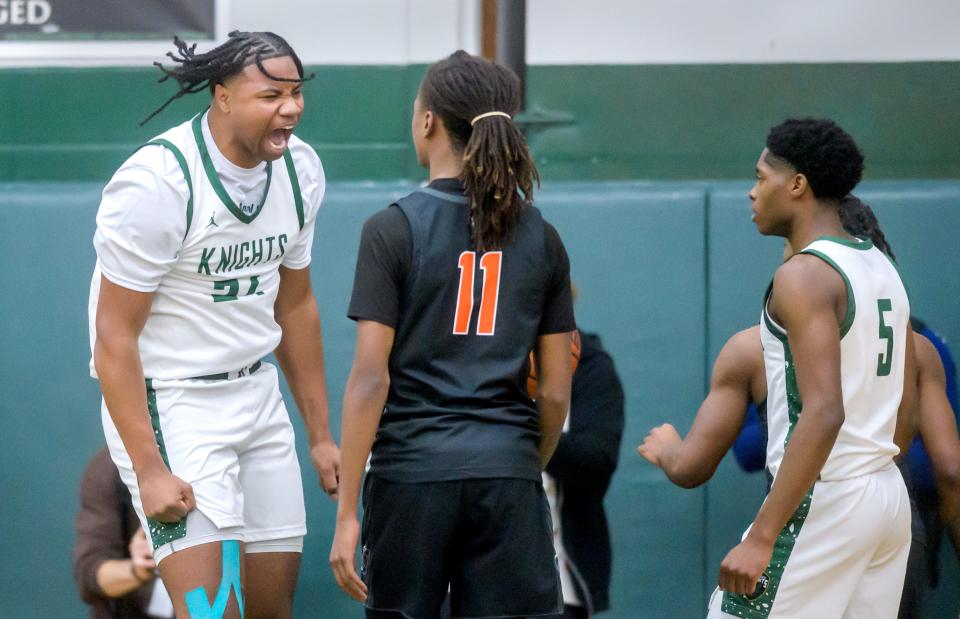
[329, 51, 576, 618]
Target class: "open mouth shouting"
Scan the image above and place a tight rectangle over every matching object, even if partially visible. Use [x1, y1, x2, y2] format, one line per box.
[268, 126, 294, 152]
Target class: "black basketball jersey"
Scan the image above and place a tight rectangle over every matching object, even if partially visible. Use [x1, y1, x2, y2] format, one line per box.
[348, 178, 575, 482]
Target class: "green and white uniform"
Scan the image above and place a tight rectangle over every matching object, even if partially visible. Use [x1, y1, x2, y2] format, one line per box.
[88, 111, 324, 562]
[711, 236, 912, 619]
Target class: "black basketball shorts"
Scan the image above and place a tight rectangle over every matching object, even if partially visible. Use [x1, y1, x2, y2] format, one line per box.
[360, 473, 563, 619]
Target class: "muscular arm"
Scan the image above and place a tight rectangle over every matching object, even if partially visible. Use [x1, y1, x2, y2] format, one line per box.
[94, 280, 160, 474]
[329, 319, 394, 602]
[94, 278, 194, 523]
[274, 265, 340, 497]
[720, 256, 846, 594]
[915, 334, 960, 558]
[535, 331, 574, 468]
[639, 327, 762, 488]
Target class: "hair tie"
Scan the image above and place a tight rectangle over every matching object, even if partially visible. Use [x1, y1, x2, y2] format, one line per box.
[470, 111, 511, 126]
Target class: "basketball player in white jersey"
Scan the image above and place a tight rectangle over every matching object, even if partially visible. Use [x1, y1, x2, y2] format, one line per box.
[707, 118, 918, 619]
[89, 32, 339, 618]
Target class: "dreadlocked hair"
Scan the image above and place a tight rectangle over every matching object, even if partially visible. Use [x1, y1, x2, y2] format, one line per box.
[141, 30, 312, 126]
[419, 50, 539, 252]
[839, 195, 896, 260]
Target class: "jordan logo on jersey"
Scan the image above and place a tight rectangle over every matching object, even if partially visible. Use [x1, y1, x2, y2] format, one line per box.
[206, 214, 219, 228]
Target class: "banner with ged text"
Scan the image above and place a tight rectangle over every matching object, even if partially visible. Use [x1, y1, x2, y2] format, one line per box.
[0, 0, 215, 40]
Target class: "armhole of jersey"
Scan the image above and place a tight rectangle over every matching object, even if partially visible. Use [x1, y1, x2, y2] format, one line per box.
[395, 202, 418, 284]
[283, 149, 305, 231]
[390, 200, 420, 298]
[880, 251, 911, 307]
[136, 139, 195, 240]
[799, 248, 856, 339]
[762, 279, 789, 343]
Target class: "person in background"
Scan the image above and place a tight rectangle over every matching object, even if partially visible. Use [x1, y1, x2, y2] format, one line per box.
[543, 328, 625, 617]
[74, 447, 174, 619]
[904, 316, 960, 601]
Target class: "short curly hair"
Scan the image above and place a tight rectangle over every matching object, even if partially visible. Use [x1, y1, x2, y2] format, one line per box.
[766, 118, 864, 201]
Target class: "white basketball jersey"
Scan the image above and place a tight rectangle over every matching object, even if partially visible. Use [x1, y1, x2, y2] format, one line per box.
[89, 112, 324, 380]
[761, 236, 910, 482]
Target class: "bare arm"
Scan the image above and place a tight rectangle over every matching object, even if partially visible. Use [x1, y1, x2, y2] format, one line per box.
[329, 320, 395, 603]
[94, 561, 144, 597]
[639, 327, 761, 488]
[915, 334, 960, 558]
[893, 327, 920, 454]
[720, 256, 846, 594]
[535, 331, 575, 468]
[274, 265, 340, 498]
[95, 527, 157, 596]
[94, 277, 194, 523]
[96, 562, 154, 598]
[74, 451, 153, 601]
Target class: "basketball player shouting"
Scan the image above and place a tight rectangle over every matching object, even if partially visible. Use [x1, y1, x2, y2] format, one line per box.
[89, 31, 338, 618]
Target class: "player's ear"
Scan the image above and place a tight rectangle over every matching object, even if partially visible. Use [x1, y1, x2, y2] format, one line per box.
[213, 82, 231, 114]
[790, 172, 808, 198]
[423, 109, 437, 138]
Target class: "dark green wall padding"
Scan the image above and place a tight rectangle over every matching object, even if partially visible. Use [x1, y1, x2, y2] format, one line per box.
[2, 61, 960, 182]
[1, 180, 958, 617]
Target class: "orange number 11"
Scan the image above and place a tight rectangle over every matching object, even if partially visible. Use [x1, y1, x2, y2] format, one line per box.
[453, 250, 502, 336]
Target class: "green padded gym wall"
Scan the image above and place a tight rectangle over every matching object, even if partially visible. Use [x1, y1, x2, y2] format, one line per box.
[4, 180, 958, 617]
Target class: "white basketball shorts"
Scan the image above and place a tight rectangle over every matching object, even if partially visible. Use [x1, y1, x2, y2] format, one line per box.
[102, 362, 306, 563]
[707, 463, 910, 619]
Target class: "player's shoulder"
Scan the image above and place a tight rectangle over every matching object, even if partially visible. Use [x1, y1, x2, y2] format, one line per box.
[108, 148, 189, 203]
[727, 325, 762, 353]
[118, 145, 181, 177]
[537, 212, 564, 247]
[717, 325, 763, 378]
[773, 251, 844, 302]
[521, 203, 548, 230]
[914, 331, 944, 374]
[777, 250, 835, 279]
[287, 134, 324, 181]
[111, 118, 195, 186]
[362, 204, 410, 241]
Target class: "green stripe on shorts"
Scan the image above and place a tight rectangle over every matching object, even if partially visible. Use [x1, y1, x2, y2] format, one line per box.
[722, 330, 813, 618]
[145, 378, 188, 550]
[721, 488, 814, 619]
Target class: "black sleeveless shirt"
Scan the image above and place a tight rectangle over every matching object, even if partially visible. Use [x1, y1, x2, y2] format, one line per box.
[348, 178, 575, 482]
